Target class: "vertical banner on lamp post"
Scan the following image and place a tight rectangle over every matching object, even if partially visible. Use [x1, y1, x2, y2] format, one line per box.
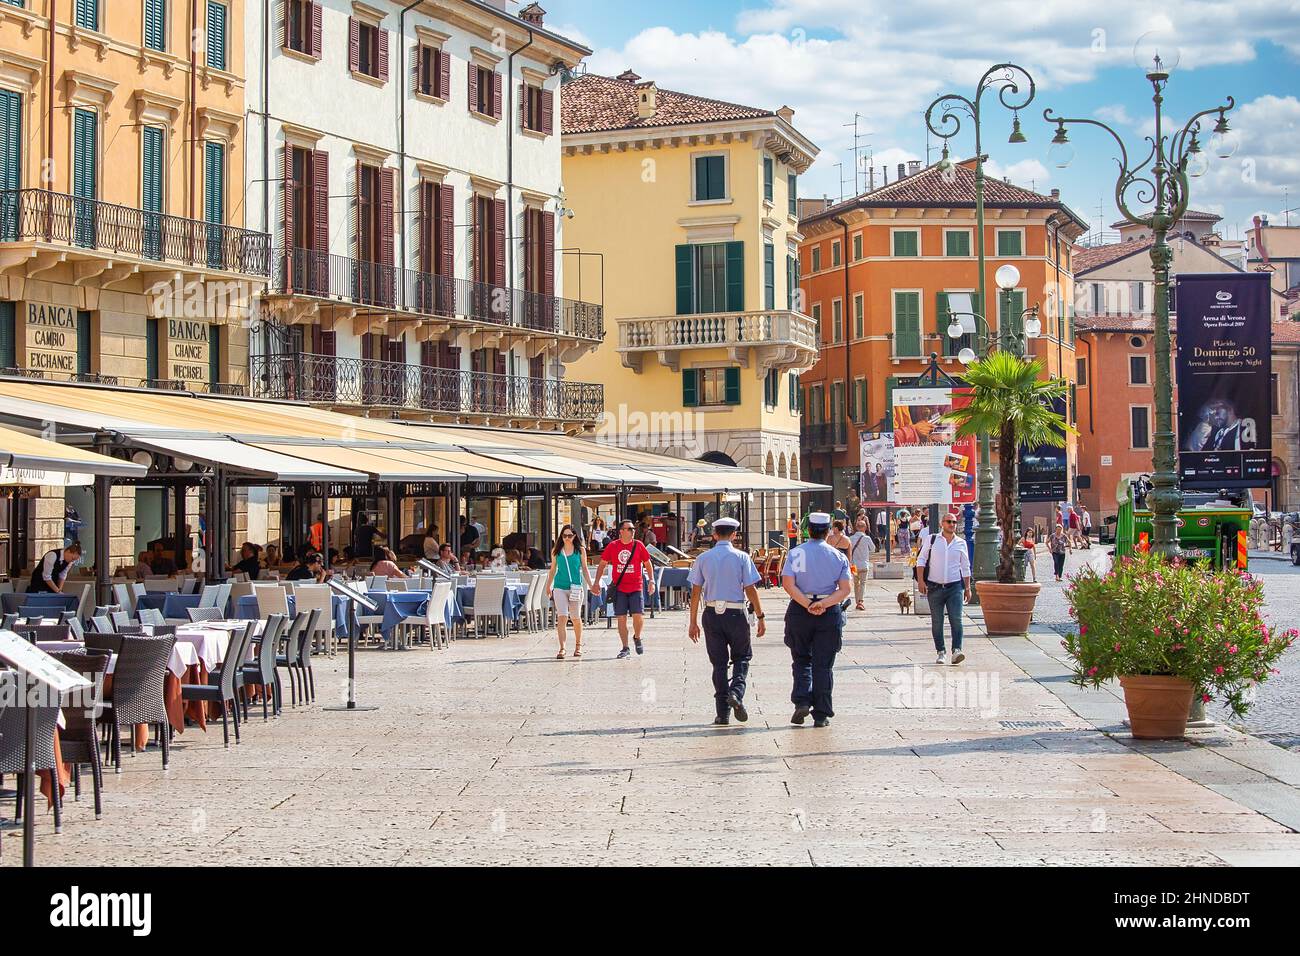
[859, 431, 896, 507]
[891, 386, 976, 506]
[1176, 272, 1273, 489]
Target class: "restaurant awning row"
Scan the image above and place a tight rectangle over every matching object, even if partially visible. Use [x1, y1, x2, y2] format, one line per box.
[0, 378, 831, 494]
[0, 423, 148, 485]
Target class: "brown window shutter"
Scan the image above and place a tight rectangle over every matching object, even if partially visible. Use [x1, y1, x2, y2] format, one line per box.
[321, 329, 336, 356]
[311, 150, 329, 253]
[348, 17, 359, 72]
[417, 181, 433, 272]
[540, 88, 554, 135]
[492, 197, 506, 285]
[310, 1, 323, 58]
[529, 354, 543, 380]
[414, 45, 424, 94]
[282, 0, 292, 48]
[438, 48, 451, 99]
[438, 183, 454, 280]
[376, 28, 389, 82]
[522, 208, 534, 290]
[519, 84, 528, 130]
[492, 72, 502, 119]
[467, 61, 478, 111]
[541, 210, 555, 295]
[379, 167, 395, 266]
[282, 146, 296, 251]
[494, 350, 506, 377]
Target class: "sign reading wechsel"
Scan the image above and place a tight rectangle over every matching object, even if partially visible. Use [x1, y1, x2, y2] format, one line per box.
[1177, 272, 1272, 489]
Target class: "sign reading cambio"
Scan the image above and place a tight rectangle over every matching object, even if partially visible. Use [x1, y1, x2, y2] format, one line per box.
[21, 302, 80, 373]
[166, 318, 210, 384]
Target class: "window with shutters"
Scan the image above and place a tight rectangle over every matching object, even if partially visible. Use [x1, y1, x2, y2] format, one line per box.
[469, 64, 501, 119]
[789, 373, 798, 413]
[831, 240, 842, 267]
[1129, 355, 1148, 386]
[285, 0, 322, 58]
[416, 45, 450, 99]
[1076, 357, 1088, 388]
[203, 142, 225, 268]
[141, 126, 164, 259]
[786, 254, 798, 312]
[521, 83, 553, 135]
[763, 156, 774, 203]
[892, 291, 921, 358]
[787, 173, 797, 217]
[995, 228, 1023, 257]
[811, 303, 821, 343]
[0, 302, 15, 370]
[809, 384, 824, 424]
[997, 288, 1026, 334]
[763, 368, 778, 409]
[938, 291, 975, 357]
[417, 180, 454, 314]
[831, 299, 843, 343]
[351, 19, 387, 81]
[72, 109, 97, 248]
[687, 367, 741, 407]
[853, 293, 864, 339]
[695, 243, 727, 313]
[692, 154, 727, 203]
[830, 382, 845, 430]
[206, 2, 228, 71]
[891, 229, 919, 257]
[944, 229, 972, 257]
[763, 243, 775, 310]
[852, 377, 868, 423]
[1130, 406, 1151, 449]
[74, 311, 92, 377]
[852, 233, 863, 261]
[811, 246, 821, 272]
[1, 90, 22, 242]
[143, 0, 166, 51]
[75, 0, 98, 31]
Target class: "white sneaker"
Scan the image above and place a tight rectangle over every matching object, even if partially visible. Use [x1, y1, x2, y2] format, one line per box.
[951, 650, 966, 665]
[935, 652, 948, 665]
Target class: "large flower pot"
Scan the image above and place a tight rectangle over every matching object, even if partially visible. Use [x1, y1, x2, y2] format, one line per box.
[1119, 675, 1195, 740]
[974, 581, 1041, 635]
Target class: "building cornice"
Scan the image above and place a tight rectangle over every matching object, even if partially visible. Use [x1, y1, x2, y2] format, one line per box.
[564, 116, 818, 173]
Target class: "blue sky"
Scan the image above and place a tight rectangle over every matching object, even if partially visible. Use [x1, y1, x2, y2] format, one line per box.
[538, 0, 1300, 243]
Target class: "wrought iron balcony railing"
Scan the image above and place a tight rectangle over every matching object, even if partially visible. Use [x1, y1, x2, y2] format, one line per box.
[273, 247, 603, 341]
[0, 188, 272, 277]
[251, 351, 604, 423]
[801, 420, 849, 451]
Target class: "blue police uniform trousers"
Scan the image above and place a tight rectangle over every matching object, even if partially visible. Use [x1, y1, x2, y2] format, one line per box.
[703, 608, 751, 716]
[784, 602, 842, 720]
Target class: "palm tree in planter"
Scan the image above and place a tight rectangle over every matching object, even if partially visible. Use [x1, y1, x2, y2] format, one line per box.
[944, 351, 1071, 634]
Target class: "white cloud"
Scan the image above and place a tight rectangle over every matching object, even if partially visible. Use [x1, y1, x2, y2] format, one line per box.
[1095, 104, 1135, 126]
[984, 158, 1054, 193]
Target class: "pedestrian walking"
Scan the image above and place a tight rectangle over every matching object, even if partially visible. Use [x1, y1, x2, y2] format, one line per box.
[1048, 524, 1069, 581]
[688, 518, 766, 725]
[546, 524, 593, 660]
[1021, 527, 1038, 583]
[848, 515, 876, 610]
[1067, 508, 1082, 549]
[916, 513, 971, 665]
[875, 509, 888, 547]
[781, 512, 852, 728]
[592, 520, 656, 659]
[1081, 508, 1093, 549]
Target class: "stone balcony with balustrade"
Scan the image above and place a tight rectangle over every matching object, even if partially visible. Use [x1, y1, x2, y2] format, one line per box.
[616, 310, 819, 377]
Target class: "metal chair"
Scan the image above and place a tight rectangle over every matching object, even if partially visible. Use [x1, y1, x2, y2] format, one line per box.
[197, 584, 222, 609]
[469, 575, 508, 638]
[89, 615, 115, 635]
[105, 634, 176, 771]
[112, 583, 135, 616]
[242, 614, 287, 720]
[186, 606, 224, 624]
[293, 584, 336, 654]
[48, 649, 110, 820]
[0, 670, 64, 833]
[253, 582, 290, 619]
[137, 607, 177, 636]
[275, 609, 319, 707]
[181, 622, 255, 748]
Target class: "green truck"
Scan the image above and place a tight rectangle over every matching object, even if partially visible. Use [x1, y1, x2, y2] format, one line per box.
[1113, 476, 1253, 571]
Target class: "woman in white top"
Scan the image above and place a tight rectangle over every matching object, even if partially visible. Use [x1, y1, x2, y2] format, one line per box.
[848, 515, 877, 610]
[545, 524, 593, 659]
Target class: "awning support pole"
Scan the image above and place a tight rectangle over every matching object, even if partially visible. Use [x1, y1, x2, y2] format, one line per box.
[93, 472, 110, 604]
[387, 482, 400, 552]
[212, 469, 227, 582]
[175, 480, 187, 572]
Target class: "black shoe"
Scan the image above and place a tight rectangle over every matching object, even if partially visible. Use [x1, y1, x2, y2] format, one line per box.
[713, 715, 730, 726]
[728, 693, 748, 723]
[813, 717, 831, 728]
[791, 705, 811, 725]
[634, 638, 644, 655]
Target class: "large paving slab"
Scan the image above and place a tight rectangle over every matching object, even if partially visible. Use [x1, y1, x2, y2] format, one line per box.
[4, 579, 1297, 866]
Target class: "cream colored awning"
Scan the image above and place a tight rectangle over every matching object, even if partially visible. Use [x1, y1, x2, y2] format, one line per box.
[0, 424, 146, 479]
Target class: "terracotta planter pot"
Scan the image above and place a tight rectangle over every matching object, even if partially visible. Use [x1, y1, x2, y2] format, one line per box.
[1119, 675, 1195, 740]
[974, 581, 1041, 635]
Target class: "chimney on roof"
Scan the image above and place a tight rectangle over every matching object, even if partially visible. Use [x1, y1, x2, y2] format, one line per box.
[636, 80, 658, 119]
[1050, 188, 1060, 200]
[897, 163, 906, 181]
[519, 2, 546, 26]
[616, 69, 641, 84]
[907, 160, 921, 176]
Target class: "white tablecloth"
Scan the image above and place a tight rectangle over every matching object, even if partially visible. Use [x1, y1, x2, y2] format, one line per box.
[173, 627, 234, 671]
[37, 640, 201, 679]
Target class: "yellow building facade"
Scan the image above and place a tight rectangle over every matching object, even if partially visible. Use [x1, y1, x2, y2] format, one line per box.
[561, 72, 819, 532]
[0, 0, 265, 574]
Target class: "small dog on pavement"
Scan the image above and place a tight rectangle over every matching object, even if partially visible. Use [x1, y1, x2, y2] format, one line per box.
[897, 591, 913, 614]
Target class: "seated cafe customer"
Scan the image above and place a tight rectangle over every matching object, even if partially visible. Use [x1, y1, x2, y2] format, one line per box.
[228, 542, 262, 580]
[370, 547, 406, 579]
[433, 543, 460, 575]
[150, 540, 178, 576]
[287, 552, 331, 583]
[134, 551, 153, 579]
[29, 541, 82, 594]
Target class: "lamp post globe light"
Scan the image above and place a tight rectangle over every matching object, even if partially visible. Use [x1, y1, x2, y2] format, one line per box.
[1043, 33, 1235, 559]
[924, 63, 1036, 590]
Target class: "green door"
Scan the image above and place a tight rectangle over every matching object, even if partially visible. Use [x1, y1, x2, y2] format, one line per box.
[146, 318, 159, 384]
[0, 89, 19, 242]
[0, 302, 15, 370]
[203, 141, 225, 268]
[72, 108, 97, 248]
[76, 311, 91, 378]
[208, 324, 220, 389]
[141, 126, 164, 259]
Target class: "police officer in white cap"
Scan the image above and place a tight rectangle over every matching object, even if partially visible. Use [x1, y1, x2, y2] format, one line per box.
[781, 512, 852, 727]
[688, 517, 766, 725]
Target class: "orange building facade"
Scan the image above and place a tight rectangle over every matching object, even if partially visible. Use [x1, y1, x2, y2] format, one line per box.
[796, 161, 1088, 509]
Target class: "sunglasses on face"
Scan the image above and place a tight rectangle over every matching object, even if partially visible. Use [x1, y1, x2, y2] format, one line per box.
[562, 532, 575, 538]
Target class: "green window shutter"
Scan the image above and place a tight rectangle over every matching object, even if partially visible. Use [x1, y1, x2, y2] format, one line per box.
[946, 231, 970, 256]
[75, 0, 97, 30]
[207, 1, 227, 71]
[788, 173, 797, 217]
[142, 127, 163, 212]
[209, 324, 220, 386]
[763, 246, 772, 310]
[763, 157, 773, 203]
[0, 89, 20, 242]
[997, 230, 1022, 257]
[724, 241, 744, 312]
[856, 379, 868, 423]
[0, 302, 15, 369]
[146, 318, 159, 382]
[936, 290, 949, 331]
[894, 292, 920, 357]
[73, 109, 97, 247]
[204, 142, 224, 223]
[789, 373, 797, 411]
[893, 231, 918, 257]
[144, 0, 166, 51]
[76, 311, 91, 376]
[695, 155, 725, 202]
[682, 368, 698, 407]
[675, 244, 694, 315]
[724, 367, 740, 405]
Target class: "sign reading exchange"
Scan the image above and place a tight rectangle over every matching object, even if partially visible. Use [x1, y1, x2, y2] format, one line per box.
[22, 302, 80, 373]
[1176, 273, 1273, 489]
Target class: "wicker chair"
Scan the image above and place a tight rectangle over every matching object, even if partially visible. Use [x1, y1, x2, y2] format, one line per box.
[242, 614, 287, 720]
[275, 609, 319, 707]
[0, 669, 64, 832]
[182, 622, 255, 748]
[48, 650, 110, 820]
[186, 606, 224, 624]
[106, 634, 176, 772]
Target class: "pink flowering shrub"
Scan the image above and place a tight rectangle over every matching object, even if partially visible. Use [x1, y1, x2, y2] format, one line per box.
[1062, 551, 1295, 717]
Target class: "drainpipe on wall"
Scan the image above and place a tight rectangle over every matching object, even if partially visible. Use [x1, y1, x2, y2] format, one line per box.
[189, 0, 198, 223]
[262, 0, 270, 235]
[46, 0, 55, 186]
[832, 215, 851, 497]
[506, 28, 536, 304]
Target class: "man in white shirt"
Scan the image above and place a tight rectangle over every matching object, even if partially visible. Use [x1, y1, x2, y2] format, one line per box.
[916, 512, 972, 665]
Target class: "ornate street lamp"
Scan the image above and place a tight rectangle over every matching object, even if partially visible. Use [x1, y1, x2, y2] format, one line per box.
[924, 64, 1036, 587]
[1043, 35, 1235, 559]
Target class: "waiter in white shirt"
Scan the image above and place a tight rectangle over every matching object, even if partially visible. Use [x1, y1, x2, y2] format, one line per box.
[916, 512, 971, 666]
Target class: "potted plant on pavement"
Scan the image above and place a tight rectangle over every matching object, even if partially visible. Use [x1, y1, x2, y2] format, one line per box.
[1063, 551, 1295, 739]
[942, 351, 1070, 634]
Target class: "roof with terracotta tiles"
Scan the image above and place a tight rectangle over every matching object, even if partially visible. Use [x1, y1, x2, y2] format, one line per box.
[1109, 208, 1222, 229]
[1075, 313, 1155, 334]
[1073, 238, 1155, 275]
[561, 72, 774, 135]
[1273, 320, 1300, 344]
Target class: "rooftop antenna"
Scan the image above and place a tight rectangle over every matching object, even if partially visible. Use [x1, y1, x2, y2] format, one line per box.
[843, 113, 871, 195]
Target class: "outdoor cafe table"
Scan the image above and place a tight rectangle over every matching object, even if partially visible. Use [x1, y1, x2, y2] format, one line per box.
[134, 592, 203, 620]
[2, 591, 78, 615]
[365, 590, 435, 643]
[233, 592, 352, 638]
[453, 580, 526, 627]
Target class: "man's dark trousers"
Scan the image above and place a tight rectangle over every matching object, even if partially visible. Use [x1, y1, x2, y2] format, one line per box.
[784, 602, 842, 720]
[703, 608, 752, 717]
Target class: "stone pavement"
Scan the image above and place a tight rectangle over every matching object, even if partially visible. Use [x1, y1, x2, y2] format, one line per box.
[3, 580, 1299, 867]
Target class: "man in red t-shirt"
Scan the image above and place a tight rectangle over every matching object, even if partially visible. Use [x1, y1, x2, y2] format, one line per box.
[592, 519, 656, 658]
